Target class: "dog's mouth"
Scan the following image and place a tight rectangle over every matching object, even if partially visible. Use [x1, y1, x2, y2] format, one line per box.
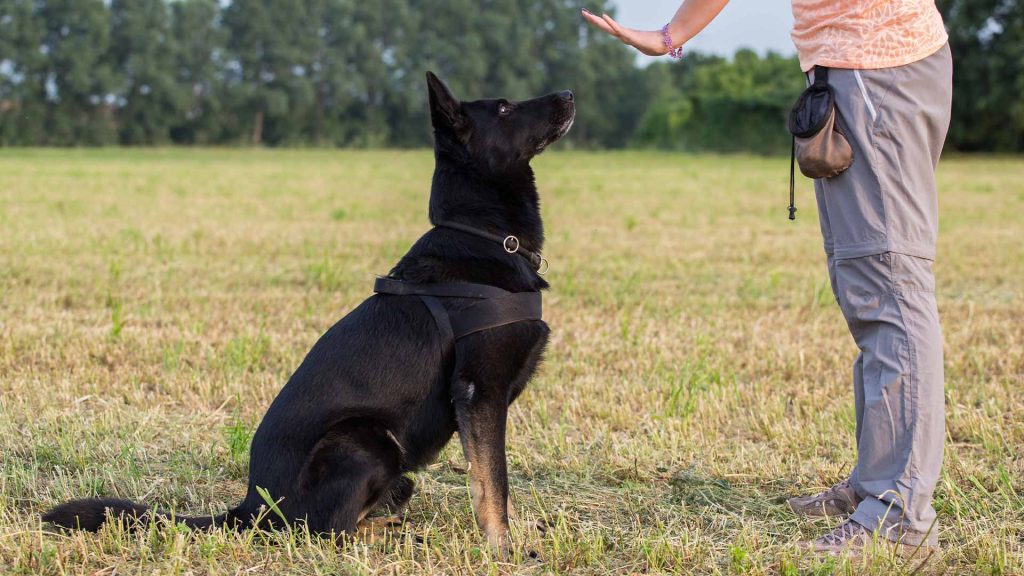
[535, 107, 576, 154]
[554, 111, 576, 141]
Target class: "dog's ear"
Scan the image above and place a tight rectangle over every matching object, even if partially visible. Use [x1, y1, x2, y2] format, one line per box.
[426, 71, 463, 132]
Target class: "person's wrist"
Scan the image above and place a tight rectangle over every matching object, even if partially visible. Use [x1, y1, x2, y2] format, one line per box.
[643, 30, 668, 55]
[660, 24, 684, 59]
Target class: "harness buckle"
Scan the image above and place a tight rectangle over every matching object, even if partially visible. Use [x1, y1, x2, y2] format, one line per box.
[537, 257, 549, 275]
[503, 235, 520, 254]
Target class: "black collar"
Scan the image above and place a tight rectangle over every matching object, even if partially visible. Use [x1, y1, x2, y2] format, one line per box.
[434, 220, 548, 274]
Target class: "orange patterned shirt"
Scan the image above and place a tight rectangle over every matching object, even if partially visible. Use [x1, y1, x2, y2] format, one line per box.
[791, 0, 949, 71]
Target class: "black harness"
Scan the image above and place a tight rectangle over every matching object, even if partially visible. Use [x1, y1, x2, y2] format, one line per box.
[373, 221, 546, 344]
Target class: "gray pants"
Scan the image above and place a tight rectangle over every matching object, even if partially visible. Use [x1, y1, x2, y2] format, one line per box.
[814, 44, 952, 547]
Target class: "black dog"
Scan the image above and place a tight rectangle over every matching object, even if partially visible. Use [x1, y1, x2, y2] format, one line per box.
[44, 72, 575, 550]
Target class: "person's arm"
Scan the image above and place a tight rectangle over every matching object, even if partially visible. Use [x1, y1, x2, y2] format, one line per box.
[581, 0, 730, 57]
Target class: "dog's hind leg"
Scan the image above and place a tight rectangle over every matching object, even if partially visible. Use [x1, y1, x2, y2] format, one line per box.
[374, 475, 415, 516]
[298, 419, 404, 540]
[351, 474, 414, 541]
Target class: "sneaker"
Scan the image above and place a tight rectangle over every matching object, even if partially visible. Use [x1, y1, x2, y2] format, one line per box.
[797, 520, 941, 560]
[787, 478, 862, 518]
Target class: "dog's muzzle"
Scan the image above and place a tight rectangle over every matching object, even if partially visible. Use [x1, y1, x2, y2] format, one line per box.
[554, 92, 575, 139]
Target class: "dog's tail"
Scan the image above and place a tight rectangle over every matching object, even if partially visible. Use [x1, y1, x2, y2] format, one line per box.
[42, 498, 246, 533]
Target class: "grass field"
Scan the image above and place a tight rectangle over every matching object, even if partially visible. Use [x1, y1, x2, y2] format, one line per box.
[1, 149, 1022, 575]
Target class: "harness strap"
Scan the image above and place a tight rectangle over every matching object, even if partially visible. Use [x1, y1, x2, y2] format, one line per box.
[418, 295, 454, 343]
[448, 291, 542, 339]
[374, 277, 542, 341]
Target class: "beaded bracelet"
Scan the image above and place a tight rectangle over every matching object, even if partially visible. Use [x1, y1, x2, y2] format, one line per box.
[660, 24, 684, 59]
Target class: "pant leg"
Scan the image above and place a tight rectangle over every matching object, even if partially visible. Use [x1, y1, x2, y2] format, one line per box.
[835, 253, 944, 547]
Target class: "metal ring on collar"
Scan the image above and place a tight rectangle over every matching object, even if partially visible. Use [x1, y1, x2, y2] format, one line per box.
[537, 257, 549, 275]
[503, 235, 520, 254]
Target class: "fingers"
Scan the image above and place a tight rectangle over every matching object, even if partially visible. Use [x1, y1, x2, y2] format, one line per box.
[581, 9, 617, 36]
[600, 13, 641, 48]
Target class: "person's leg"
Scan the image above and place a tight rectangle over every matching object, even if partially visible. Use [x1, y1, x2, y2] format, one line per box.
[798, 44, 952, 550]
[834, 252, 944, 546]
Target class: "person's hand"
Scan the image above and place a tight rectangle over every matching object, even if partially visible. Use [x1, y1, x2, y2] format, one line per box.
[581, 8, 670, 57]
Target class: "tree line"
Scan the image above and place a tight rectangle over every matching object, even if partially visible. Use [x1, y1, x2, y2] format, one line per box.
[0, 0, 1020, 152]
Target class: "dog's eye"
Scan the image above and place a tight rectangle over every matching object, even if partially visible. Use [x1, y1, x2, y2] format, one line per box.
[498, 103, 512, 116]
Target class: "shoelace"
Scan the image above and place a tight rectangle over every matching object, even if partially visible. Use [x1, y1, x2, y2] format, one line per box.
[820, 521, 863, 545]
[789, 136, 797, 220]
[812, 478, 850, 500]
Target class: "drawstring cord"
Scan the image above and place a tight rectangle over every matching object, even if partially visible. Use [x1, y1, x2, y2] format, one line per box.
[789, 136, 797, 220]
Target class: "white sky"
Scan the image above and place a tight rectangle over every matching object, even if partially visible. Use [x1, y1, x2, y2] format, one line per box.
[609, 0, 796, 62]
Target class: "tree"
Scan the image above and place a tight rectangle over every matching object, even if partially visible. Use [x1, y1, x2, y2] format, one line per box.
[223, 0, 322, 145]
[109, 0, 184, 144]
[937, 0, 1024, 151]
[0, 0, 47, 144]
[169, 0, 227, 144]
[38, 0, 119, 145]
[339, 0, 414, 146]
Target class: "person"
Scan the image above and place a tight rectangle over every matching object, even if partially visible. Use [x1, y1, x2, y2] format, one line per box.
[583, 0, 952, 559]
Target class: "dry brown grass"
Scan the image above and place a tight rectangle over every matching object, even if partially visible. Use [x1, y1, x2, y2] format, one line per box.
[1, 149, 1021, 574]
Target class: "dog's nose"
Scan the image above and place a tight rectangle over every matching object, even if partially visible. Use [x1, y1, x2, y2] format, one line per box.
[558, 91, 574, 102]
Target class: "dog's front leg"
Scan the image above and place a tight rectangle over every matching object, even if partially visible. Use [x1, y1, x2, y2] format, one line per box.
[453, 378, 511, 551]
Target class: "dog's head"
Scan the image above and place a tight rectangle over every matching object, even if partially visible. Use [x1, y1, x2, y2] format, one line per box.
[426, 72, 575, 174]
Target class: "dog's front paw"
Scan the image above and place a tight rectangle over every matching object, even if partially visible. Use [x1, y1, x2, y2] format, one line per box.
[357, 514, 404, 542]
[483, 528, 512, 559]
[359, 514, 403, 529]
[483, 532, 544, 565]
[485, 529, 509, 547]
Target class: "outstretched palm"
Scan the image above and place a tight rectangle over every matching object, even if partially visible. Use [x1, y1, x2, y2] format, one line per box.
[581, 10, 668, 56]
